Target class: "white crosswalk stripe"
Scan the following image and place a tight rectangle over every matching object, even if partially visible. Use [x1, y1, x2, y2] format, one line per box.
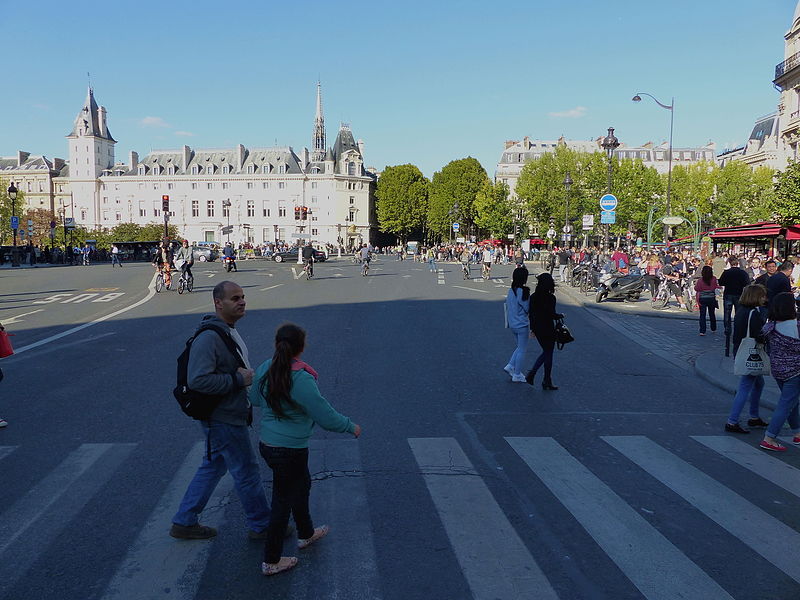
[507, 436, 732, 600]
[0, 443, 136, 597]
[409, 437, 559, 600]
[604, 435, 800, 584]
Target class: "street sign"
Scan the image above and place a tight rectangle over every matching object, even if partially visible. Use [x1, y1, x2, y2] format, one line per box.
[546, 228, 556, 238]
[582, 214, 594, 230]
[599, 194, 618, 211]
[661, 216, 684, 226]
[290, 233, 305, 238]
[562, 225, 572, 234]
[221, 225, 233, 235]
[10, 216, 19, 230]
[65, 217, 75, 230]
[600, 210, 616, 224]
[452, 222, 460, 232]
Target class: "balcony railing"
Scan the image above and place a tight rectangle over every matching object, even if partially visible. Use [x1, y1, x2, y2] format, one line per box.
[775, 51, 800, 82]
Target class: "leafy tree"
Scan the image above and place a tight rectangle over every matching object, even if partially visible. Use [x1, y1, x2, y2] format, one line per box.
[21, 208, 56, 247]
[427, 157, 487, 240]
[773, 160, 800, 226]
[139, 223, 180, 241]
[109, 222, 143, 242]
[474, 181, 513, 238]
[375, 164, 429, 243]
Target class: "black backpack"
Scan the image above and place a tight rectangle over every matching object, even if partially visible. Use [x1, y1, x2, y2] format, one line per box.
[173, 324, 245, 420]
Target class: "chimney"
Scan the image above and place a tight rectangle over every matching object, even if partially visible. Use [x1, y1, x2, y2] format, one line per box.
[504, 140, 518, 150]
[237, 144, 246, 171]
[17, 151, 30, 166]
[98, 106, 107, 137]
[181, 145, 192, 172]
[53, 158, 65, 171]
[129, 150, 139, 172]
[301, 148, 309, 171]
[357, 139, 365, 159]
[523, 136, 530, 149]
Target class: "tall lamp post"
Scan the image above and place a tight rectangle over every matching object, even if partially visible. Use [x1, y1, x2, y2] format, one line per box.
[222, 199, 232, 243]
[633, 92, 674, 242]
[563, 172, 573, 246]
[687, 206, 701, 253]
[600, 128, 620, 251]
[8, 182, 19, 267]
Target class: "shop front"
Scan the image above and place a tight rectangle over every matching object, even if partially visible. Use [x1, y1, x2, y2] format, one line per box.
[710, 222, 800, 258]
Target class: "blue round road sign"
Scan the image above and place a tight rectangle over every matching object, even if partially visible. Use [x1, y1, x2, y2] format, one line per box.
[599, 194, 618, 211]
[452, 223, 460, 231]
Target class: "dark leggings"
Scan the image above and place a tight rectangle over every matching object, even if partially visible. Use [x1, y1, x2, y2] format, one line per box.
[259, 444, 315, 564]
[699, 298, 717, 333]
[528, 336, 555, 384]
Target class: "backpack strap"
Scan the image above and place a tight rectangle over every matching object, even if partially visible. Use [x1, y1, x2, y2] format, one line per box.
[194, 324, 246, 369]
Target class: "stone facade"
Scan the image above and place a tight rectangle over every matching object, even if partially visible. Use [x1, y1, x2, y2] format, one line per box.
[774, 1, 800, 170]
[0, 151, 66, 213]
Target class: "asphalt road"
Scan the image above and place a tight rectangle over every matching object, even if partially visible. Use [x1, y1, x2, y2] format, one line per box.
[0, 257, 798, 600]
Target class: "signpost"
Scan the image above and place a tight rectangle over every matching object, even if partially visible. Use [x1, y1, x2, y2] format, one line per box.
[10, 216, 19, 230]
[599, 194, 617, 248]
[64, 217, 75, 230]
[599, 194, 618, 211]
[452, 223, 460, 232]
[582, 214, 594, 230]
[601, 211, 616, 224]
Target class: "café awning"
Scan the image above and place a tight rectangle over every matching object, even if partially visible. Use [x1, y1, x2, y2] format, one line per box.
[710, 222, 784, 239]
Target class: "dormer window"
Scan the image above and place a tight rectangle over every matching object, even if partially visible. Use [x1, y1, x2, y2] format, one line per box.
[348, 162, 356, 176]
[278, 165, 286, 174]
[247, 165, 255, 174]
[206, 165, 214, 175]
[151, 165, 159, 176]
[138, 166, 146, 175]
[191, 165, 199, 175]
[263, 165, 270, 174]
[167, 166, 175, 175]
[222, 165, 230, 174]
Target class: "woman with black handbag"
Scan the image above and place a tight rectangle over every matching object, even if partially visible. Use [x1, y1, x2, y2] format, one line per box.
[526, 272, 563, 390]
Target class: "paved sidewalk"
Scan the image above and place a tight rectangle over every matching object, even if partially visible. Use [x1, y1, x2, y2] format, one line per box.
[694, 350, 780, 411]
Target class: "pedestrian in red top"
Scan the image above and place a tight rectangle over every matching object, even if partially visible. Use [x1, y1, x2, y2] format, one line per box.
[695, 266, 722, 335]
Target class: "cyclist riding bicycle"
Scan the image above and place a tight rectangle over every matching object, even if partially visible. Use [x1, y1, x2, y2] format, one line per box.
[302, 242, 315, 275]
[175, 239, 194, 282]
[481, 246, 492, 278]
[152, 242, 173, 288]
[359, 244, 371, 265]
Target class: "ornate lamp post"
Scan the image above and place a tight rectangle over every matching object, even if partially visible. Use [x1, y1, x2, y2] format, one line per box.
[687, 206, 701, 253]
[562, 172, 573, 246]
[633, 92, 674, 242]
[600, 128, 620, 251]
[222, 199, 232, 243]
[8, 182, 19, 267]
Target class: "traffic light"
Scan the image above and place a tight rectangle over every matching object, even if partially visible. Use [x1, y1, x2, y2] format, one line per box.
[162, 195, 170, 213]
[302, 206, 309, 220]
[294, 207, 301, 220]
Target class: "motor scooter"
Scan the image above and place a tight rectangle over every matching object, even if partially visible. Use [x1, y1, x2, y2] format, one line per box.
[595, 271, 645, 303]
[223, 256, 235, 272]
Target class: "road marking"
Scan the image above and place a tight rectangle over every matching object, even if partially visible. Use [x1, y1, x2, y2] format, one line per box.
[603, 435, 800, 583]
[0, 443, 135, 597]
[61, 293, 100, 303]
[333, 273, 343, 277]
[507, 437, 732, 600]
[402, 275, 412, 278]
[101, 441, 233, 600]
[85, 287, 120, 292]
[437, 268, 445, 285]
[259, 283, 285, 292]
[14, 275, 157, 355]
[451, 285, 490, 294]
[0, 309, 44, 325]
[408, 437, 558, 600]
[291, 267, 306, 280]
[0, 447, 18, 462]
[693, 436, 800, 498]
[207, 273, 216, 278]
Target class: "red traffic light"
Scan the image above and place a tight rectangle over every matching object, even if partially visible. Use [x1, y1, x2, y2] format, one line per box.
[301, 207, 309, 220]
[294, 207, 301, 220]
[162, 195, 170, 212]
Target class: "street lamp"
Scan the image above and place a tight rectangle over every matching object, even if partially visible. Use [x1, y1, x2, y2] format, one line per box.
[687, 206, 701, 253]
[449, 202, 460, 244]
[600, 128, 620, 251]
[633, 92, 674, 242]
[222, 198, 232, 243]
[8, 182, 18, 267]
[563, 172, 573, 246]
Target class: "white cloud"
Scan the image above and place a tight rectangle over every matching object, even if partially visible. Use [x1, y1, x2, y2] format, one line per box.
[548, 106, 587, 119]
[175, 130, 195, 137]
[140, 116, 171, 128]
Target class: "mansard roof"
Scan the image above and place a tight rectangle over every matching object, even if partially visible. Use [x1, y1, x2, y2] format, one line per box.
[241, 147, 303, 174]
[68, 87, 115, 142]
[332, 125, 361, 162]
[120, 146, 305, 176]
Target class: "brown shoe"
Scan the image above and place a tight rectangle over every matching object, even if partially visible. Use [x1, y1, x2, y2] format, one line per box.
[170, 523, 217, 540]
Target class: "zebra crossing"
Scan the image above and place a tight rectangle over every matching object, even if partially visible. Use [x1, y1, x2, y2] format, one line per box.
[1, 433, 799, 599]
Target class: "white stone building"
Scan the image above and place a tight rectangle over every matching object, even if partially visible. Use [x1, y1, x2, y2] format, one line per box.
[0, 151, 67, 212]
[49, 84, 376, 247]
[774, 1, 800, 170]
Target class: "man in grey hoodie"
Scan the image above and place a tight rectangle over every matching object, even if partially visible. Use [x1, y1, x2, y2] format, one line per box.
[170, 281, 272, 540]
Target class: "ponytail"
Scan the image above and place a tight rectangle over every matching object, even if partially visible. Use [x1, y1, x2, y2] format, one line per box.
[258, 323, 306, 419]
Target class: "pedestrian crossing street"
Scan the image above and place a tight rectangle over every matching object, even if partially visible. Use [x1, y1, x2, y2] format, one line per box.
[1, 434, 799, 599]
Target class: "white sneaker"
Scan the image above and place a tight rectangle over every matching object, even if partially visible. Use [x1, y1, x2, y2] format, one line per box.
[503, 364, 514, 376]
[0, 419, 7, 428]
[511, 373, 527, 383]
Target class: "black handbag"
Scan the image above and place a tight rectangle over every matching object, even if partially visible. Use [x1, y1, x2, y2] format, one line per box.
[555, 317, 574, 350]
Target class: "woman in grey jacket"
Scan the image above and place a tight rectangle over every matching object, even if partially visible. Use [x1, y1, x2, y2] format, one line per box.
[504, 267, 531, 382]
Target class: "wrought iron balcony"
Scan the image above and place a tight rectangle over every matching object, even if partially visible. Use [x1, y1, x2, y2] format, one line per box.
[775, 51, 800, 86]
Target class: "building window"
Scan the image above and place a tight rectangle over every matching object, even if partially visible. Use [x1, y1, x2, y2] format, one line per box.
[207, 183, 213, 190]
[192, 183, 197, 190]
[153, 205, 161, 217]
[263, 182, 269, 189]
[278, 182, 285, 189]
[312, 228, 318, 235]
[81, 210, 87, 220]
[115, 184, 120, 190]
[153, 183, 159, 190]
[206, 166, 214, 175]
[350, 196, 355, 205]
[168, 183, 174, 190]
[247, 165, 255, 174]
[263, 165, 270, 174]
[247, 182, 253, 189]
[138, 166, 145, 175]
[262, 203, 270, 217]
[207, 200, 215, 217]
[192, 200, 199, 217]
[311, 215, 318, 222]
[278, 207, 286, 217]
[247, 200, 255, 217]
[279, 165, 286, 174]
[348, 162, 356, 176]
[223, 204, 230, 218]
[222, 165, 230, 174]
[115, 213, 121, 221]
[222, 183, 229, 190]
[168, 167, 175, 175]
[311, 196, 318, 204]
[192, 166, 199, 175]
[263, 228, 271, 242]
[311, 182, 318, 189]
[103, 196, 108, 204]
[115, 197, 120, 204]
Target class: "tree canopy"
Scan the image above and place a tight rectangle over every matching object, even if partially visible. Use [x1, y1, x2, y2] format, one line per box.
[427, 157, 487, 240]
[375, 164, 429, 242]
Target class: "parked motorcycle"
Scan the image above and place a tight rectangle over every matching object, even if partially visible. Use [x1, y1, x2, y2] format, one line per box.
[595, 271, 645, 303]
[223, 256, 234, 272]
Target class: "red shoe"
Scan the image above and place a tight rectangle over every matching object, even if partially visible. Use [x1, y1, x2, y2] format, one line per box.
[793, 436, 800, 446]
[760, 439, 787, 452]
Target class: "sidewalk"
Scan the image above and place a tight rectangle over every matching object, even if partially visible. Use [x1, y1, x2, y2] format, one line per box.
[693, 350, 780, 411]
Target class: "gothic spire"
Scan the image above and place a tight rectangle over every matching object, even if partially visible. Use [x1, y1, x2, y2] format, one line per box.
[311, 81, 326, 161]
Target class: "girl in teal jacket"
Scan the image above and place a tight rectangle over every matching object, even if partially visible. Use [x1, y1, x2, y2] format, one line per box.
[249, 323, 361, 576]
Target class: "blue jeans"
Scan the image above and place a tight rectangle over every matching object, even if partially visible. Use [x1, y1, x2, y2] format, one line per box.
[727, 375, 765, 424]
[173, 421, 271, 531]
[699, 297, 717, 333]
[428, 257, 436, 272]
[507, 327, 529, 376]
[766, 375, 800, 439]
[723, 294, 739, 336]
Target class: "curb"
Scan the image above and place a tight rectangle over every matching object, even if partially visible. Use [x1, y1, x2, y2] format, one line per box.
[693, 350, 779, 411]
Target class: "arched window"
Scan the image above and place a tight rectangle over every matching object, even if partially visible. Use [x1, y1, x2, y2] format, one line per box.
[348, 161, 356, 176]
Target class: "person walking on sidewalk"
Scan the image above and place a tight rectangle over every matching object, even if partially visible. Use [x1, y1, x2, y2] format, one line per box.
[170, 281, 273, 540]
[250, 323, 361, 576]
[766, 261, 794, 306]
[725, 284, 770, 433]
[525, 272, 563, 390]
[110, 244, 122, 267]
[695, 266, 721, 336]
[719, 256, 750, 338]
[759, 292, 800, 452]
[504, 267, 531, 383]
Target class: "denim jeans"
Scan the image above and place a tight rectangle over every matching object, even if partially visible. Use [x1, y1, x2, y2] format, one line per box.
[173, 421, 271, 531]
[699, 298, 717, 334]
[507, 327, 529, 376]
[259, 444, 314, 564]
[766, 375, 800, 439]
[723, 294, 739, 336]
[727, 374, 765, 424]
[428, 258, 436, 272]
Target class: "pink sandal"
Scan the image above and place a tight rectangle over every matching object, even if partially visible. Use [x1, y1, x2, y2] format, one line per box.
[261, 556, 298, 576]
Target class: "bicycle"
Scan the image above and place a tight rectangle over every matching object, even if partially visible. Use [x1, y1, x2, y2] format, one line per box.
[155, 268, 172, 293]
[362, 259, 370, 276]
[462, 262, 470, 280]
[177, 270, 194, 294]
[482, 262, 491, 280]
[303, 260, 314, 280]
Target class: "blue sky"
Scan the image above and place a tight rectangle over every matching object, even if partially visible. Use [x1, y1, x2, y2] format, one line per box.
[1, 0, 797, 177]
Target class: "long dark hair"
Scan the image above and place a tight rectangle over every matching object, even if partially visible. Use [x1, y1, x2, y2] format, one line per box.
[259, 323, 305, 419]
[769, 292, 798, 322]
[701, 265, 713, 284]
[533, 272, 555, 298]
[511, 267, 530, 301]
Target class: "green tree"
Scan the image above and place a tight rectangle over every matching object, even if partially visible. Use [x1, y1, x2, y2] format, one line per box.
[474, 181, 513, 237]
[375, 164, 429, 242]
[773, 160, 800, 226]
[139, 223, 180, 241]
[427, 157, 488, 240]
[109, 222, 143, 242]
